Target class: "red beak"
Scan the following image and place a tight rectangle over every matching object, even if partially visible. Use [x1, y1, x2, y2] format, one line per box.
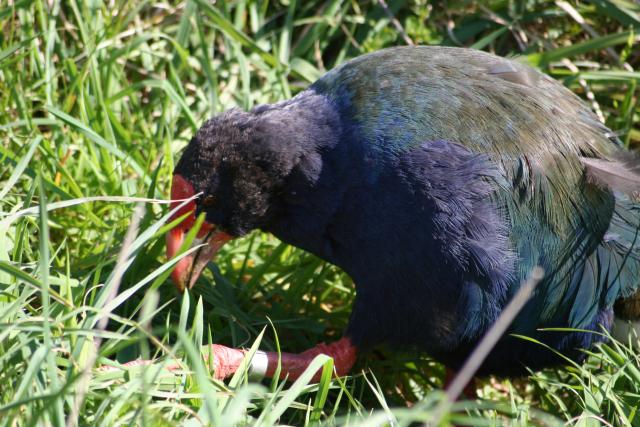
[167, 174, 232, 292]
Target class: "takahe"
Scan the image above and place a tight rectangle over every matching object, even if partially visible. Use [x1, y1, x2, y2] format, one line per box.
[166, 46, 640, 381]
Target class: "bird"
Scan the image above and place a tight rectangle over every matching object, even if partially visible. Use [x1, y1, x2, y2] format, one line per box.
[166, 46, 640, 383]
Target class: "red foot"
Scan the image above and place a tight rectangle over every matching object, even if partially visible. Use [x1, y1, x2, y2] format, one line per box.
[97, 348, 244, 381]
[97, 358, 180, 372]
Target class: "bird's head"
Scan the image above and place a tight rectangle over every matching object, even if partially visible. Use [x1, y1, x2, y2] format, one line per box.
[167, 106, 314, 292]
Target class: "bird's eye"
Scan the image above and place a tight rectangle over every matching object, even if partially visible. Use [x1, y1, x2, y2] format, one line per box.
[201, 195, 216, 206]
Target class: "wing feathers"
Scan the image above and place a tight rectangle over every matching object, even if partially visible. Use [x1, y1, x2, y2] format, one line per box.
[581, 152, 640, 199]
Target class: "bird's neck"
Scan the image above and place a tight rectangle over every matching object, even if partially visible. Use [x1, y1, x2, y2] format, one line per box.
[259, 90, 358, 262]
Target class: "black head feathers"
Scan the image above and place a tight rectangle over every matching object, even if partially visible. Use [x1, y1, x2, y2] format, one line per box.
[174, 92, 341, 236]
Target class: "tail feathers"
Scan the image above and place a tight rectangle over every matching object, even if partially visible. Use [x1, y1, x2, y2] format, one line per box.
[607, 195, 640, 345]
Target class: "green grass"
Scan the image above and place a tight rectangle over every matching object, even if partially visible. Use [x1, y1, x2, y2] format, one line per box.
[1, 0, 639, 425]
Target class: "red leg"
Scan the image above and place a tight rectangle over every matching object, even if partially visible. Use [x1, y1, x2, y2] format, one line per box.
[265, 337, 357, 381]
[210, 337, 357, 381]
[98, 338, 357, 383]
[444, 367, 477, 399]
[97, 345, 246, 378]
